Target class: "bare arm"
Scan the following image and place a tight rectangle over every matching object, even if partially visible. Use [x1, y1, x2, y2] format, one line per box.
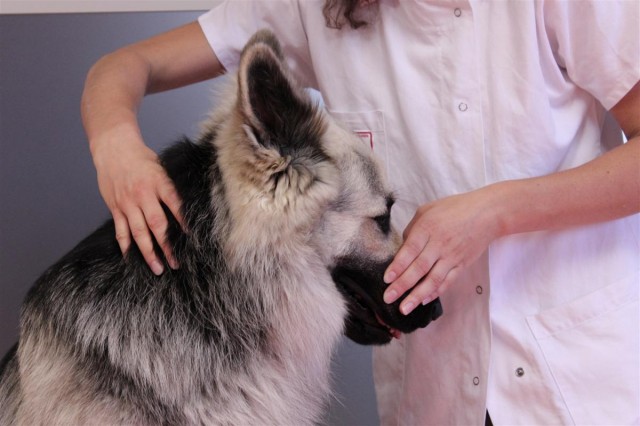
[384, 81, 640, 315]
[81, 22, 224, 274]
[488, 80, 640, 237]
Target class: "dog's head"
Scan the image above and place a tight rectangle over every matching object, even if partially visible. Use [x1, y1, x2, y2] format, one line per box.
[216, 30, 441, 345]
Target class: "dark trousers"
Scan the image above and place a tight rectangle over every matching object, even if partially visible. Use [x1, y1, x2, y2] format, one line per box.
[485, 411, 493, 426]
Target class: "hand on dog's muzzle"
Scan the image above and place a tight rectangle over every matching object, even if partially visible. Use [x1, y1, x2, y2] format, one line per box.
[344, 296, 443, 345]
[332, 260, 443, 346]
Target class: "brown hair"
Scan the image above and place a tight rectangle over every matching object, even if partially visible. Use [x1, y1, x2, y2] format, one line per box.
[322, 0, 377, 29]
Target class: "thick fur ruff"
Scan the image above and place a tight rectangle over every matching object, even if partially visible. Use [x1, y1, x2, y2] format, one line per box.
[0, 30, 441, 425]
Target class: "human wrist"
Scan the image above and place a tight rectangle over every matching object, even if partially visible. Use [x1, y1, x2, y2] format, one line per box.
[487, 178, 558, 238]
[89, 120, 148, 170]
[481, 180, 524, 239]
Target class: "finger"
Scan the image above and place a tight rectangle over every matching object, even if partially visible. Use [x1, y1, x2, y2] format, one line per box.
[141, 199, 178, 270]
[159, 182, 185, 232]
[383, 230, 430, 285]
[400, 263, 458, 315]
[402, 213, 420, 241]
[383, 243, 437, 304]
[127, 207, 164, 276]
[112, 210, 132, 255]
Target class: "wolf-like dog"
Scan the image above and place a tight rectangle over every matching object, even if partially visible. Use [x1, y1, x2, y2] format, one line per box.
[0, 30, 441, 425]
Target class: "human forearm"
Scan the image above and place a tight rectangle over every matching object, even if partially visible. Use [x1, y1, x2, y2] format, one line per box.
[79, 21, 222, 273]
[81, 48, 149, 156]
[493, 137, 640, 237]
[81, 21, 223, 157]
[80, 49, 177, 274]
[383, 137, 639, 315]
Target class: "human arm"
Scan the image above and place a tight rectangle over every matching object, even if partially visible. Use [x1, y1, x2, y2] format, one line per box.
[383, 80, 640, 315]
[81, 21, 224, 274]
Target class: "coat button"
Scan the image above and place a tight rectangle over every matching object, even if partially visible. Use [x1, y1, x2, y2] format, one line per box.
[476, 285, 483, 294]
[473, 376, 480, 385]
[454, 8, 462, 17]
[516, 367, 525, 377]
[458, 102, 468, 112]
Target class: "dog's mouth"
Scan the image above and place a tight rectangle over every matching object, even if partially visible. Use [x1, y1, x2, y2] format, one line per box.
[331, 260, 442, 345]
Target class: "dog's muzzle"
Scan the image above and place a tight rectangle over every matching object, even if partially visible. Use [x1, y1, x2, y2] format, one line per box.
[331, 258, 443, 345]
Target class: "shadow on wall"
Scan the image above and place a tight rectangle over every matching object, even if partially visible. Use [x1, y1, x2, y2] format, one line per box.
[0, 11, 379, 426]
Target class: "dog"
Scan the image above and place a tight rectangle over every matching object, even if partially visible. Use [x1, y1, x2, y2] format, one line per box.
[0, 30, 442, 425]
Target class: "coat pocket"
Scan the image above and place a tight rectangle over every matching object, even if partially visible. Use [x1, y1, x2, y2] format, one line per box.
[526, 275, 639, 425]
[327, 110, 387, 167]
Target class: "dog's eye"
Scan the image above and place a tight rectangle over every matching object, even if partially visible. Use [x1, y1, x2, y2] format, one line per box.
[373, 213, 391, 234]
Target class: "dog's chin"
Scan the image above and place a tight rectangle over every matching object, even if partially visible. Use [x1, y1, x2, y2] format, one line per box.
[331, 262, 443, 346]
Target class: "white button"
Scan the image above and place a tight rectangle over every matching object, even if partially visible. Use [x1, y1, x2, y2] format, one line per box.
[473, 376, 480, 385]
[476, 285, 483, 294]
[458, 102, 468, 112]
[454, 8, 462, 17]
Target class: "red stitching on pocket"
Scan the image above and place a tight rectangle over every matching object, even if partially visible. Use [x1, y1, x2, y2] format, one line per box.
[354, 130, 374, 149]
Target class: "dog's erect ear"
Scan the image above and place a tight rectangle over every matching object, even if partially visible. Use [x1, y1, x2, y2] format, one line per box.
[225, 30, 337, 225]
[237, 30, 324, 155]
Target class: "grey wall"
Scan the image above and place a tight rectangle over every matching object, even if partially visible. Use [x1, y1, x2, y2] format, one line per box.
[0, 12, 378, 425]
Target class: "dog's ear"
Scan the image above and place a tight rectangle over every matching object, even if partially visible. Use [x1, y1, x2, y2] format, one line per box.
[223, 29, 338, 231]
[237, 30, 325, 156]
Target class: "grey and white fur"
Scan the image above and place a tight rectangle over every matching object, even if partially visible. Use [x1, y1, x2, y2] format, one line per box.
[0, 30, 441, 425]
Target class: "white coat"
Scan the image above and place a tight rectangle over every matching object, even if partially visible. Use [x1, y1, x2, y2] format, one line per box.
[199, 1, 640, 424]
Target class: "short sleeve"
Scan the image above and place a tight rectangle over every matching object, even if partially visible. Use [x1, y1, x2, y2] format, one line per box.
[543, 0, 640, 110]
[198, 0, 319, 89]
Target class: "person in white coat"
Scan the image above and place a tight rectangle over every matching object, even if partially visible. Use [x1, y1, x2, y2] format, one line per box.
[81, 1, 640, 424]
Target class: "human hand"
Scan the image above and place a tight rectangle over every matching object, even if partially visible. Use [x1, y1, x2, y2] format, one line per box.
[382, 187, 504, 315]
[92, 127, 183, 275]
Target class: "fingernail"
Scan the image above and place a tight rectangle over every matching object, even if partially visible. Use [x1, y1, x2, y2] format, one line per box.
[401, 300, 415, 316]
[422, 296, 432, 305]
[384, 270, 397, 284]
[169, 257, 180, 270]
[383, 289, 398, 304]
[151, 260, 164, 276]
